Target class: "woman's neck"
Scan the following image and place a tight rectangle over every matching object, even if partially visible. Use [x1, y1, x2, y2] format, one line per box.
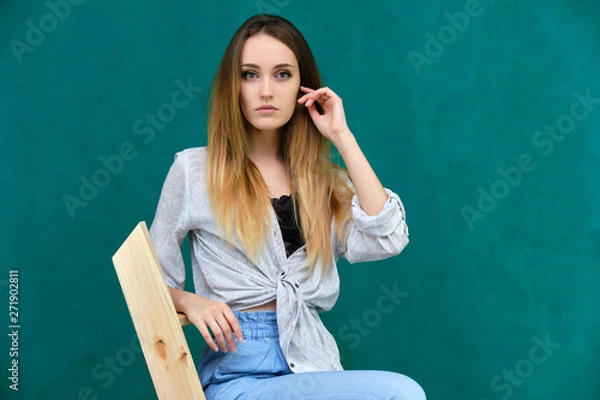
[246, 128, 291, 197]
[247, 128, 281, 162]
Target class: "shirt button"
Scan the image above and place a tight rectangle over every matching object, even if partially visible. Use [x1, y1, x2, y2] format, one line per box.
[294, 283, 299, 288]
[281, 272, 286, 277]
[289, 362, 295, 368]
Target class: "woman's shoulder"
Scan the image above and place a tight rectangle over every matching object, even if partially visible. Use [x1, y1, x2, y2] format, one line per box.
[172, 146, 208, 167]
[166, 147, 209, 192]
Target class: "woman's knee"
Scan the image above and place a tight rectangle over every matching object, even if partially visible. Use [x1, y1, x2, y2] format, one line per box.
[376, 371, 426, 400]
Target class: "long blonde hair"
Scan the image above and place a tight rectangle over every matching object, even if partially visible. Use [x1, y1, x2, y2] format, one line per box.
[207, 14, 353, 270]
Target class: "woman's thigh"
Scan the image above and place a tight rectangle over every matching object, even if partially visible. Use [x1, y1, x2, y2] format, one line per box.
[207, 369, 426, 400]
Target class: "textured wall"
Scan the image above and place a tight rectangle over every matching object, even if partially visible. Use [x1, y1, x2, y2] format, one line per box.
[1, 0, 599, 399]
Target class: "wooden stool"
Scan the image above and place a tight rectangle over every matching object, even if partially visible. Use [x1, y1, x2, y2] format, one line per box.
[112, 221, 205, 399]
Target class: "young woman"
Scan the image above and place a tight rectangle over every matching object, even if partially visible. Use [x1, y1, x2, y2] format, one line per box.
[149, 13, 425, 400]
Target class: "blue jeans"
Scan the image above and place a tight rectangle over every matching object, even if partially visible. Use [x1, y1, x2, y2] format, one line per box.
[197, 311, 426, 400]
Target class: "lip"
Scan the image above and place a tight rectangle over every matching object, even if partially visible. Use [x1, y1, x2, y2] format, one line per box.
[257, 105, 277, 114]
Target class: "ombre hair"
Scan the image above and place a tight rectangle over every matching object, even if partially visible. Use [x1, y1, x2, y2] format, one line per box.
[206, 14, 353, 271]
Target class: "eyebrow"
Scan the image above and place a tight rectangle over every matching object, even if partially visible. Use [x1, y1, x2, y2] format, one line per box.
[241, 63, 296, 70]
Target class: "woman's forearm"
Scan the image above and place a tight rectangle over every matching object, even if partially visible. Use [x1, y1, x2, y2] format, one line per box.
[332, 130, 389, 215]
[168, 286, 200, 314]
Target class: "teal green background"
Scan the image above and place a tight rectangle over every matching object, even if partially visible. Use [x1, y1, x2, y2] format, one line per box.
[1, 0, 599, 399]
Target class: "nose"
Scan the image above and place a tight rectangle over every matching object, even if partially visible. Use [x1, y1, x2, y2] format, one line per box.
[260, 78, 273, 98]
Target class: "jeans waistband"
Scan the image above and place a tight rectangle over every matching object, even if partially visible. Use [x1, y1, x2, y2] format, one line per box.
[232, 310, 278, 339]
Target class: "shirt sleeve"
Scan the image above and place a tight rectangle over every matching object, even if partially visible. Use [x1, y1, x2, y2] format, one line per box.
[335, 182, 409, 264]
[148, 152, 189, 290]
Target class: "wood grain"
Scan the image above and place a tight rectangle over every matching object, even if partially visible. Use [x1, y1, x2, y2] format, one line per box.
[112, 221, 205, 399]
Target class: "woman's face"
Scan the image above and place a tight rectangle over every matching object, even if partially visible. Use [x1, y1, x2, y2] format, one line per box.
[239, 33, 301, 135]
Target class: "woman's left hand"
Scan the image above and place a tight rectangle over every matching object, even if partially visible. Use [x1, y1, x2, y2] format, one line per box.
[297, 86, 352, 143]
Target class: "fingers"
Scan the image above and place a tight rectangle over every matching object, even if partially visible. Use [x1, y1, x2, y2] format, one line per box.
[197, 315, 236, 353]
[299, 85, 314, 95]
[224, 308, 244, 343]
[306, 102, 321, 121]
[192, 302, 243, 353]
[298, 86, 335, 107]
[211, 315, 233, 352]
[196, 322, 220, 352]
[298, 88, 326, 106]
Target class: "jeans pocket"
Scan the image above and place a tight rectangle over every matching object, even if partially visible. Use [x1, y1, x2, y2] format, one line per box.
[197, 344, 234, 388]
[201, 337, 287, 386]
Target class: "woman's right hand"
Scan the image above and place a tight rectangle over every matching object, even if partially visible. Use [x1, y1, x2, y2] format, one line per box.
[168, 286, 243, 353]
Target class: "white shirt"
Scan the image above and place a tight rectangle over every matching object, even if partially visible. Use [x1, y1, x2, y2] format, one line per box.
[149, 147, 409, 373]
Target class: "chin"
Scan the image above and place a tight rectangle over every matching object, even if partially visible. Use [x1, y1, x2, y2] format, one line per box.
[250, 120, 288, 132]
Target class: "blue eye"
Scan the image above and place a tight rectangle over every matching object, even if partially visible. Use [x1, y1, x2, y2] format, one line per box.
[241, 70, 291, 80]
[242, 71, 258, 79]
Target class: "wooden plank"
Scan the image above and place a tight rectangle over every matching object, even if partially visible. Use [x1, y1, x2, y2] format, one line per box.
[178, 312, 191, 326]
[112, 221, 205, 400]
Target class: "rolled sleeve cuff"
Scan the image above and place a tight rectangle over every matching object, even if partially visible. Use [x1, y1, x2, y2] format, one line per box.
[351, 188, 405, 236]
[163, 277, 184, 291]
[160, 261, 185, 291]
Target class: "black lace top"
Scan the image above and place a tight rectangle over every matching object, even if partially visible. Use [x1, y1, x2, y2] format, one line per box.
[270, 195, 305, 257]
